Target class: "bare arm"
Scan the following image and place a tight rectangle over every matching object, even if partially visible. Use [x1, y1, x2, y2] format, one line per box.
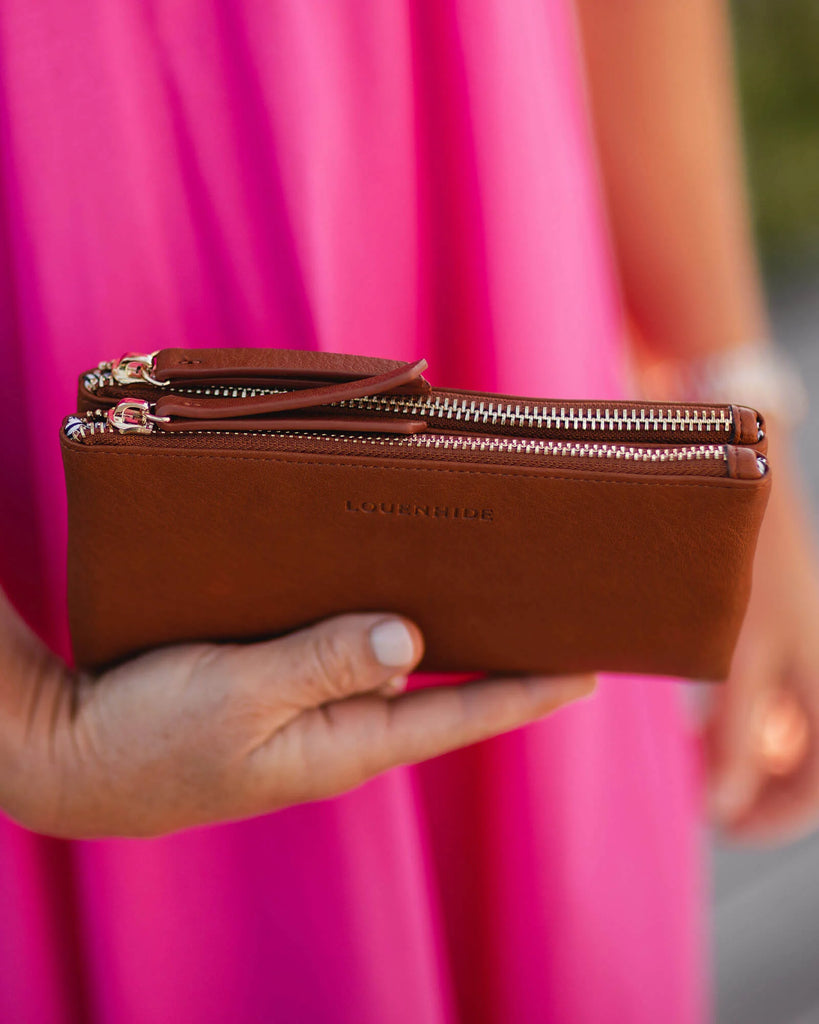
[577, 0, 819, 842]
[575, 0, 768, 358]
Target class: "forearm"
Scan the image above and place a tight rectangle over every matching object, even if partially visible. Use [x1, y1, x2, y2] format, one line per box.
[575, 0, 769, 359]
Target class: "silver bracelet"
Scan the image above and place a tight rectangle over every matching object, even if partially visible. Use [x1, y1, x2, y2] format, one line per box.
[682, 343, 808, 427]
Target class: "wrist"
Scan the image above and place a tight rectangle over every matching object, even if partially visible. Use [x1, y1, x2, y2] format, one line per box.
[648, 341, 807, 432]
[682, 342, 807, 427]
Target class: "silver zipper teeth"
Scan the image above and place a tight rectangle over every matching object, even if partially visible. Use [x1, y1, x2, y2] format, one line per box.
[83, 367, 115, 391]
[274, 433, 728, 463]
[65, 413, 109, 440]
[64, 415, 726, 463]
[82, 366, 732, 436]
[341, 396, 731, 435]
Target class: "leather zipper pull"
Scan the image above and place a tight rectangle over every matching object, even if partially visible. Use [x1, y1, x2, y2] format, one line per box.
[107, 399, 428, 435]
[142, 348, 432, 393]
[156, 416, 428, 435]
[154, 359, 429, 421]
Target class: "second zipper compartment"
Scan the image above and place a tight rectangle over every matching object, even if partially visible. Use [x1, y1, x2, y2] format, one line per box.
[63, 409, 767, 481]
[77, 349, 765, 446]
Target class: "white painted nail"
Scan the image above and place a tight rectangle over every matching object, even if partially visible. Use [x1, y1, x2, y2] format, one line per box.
[370, 620, 415, 668]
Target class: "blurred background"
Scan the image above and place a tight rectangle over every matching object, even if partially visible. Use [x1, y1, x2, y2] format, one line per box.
[714, 3, 819, 1022]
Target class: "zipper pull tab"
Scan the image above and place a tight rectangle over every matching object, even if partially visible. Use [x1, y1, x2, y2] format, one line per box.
[105, 397, 428, 436]
[111, 352, 170, 388]
[153, 358, 429, 421]
[107, 399, 170, 434]
[131, 348, 431, 392]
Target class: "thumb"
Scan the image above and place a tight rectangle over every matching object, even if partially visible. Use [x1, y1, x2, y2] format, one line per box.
[232, 614, 425, 709]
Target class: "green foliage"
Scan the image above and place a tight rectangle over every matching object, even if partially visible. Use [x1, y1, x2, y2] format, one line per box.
[731, 0, 819, 270]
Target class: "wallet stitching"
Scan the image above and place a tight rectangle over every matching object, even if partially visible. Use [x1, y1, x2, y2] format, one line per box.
[62, 447, 761, 490]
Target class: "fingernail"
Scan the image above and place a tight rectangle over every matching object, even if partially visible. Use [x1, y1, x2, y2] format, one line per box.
[552, 675, 598, 702]
[526, 675, 598, 709]
[370, 620, 416, 668]
[382, 675, 408, 696]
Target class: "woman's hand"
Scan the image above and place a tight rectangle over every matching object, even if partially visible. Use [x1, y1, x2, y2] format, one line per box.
[705, 432, 819, 842]
[0, 595, 594, 838]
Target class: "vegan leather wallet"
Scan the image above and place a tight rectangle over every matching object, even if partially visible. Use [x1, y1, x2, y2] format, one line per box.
[62, 348, 771, 680]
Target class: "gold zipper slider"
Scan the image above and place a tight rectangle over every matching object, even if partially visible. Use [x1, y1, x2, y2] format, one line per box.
[107, 399, 170, 434]
[111, 351, 169, 387]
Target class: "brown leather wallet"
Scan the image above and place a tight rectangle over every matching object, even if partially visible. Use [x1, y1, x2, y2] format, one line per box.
[62, 347, 771, 680]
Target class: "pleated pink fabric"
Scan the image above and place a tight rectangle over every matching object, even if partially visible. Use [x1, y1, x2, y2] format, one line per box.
[0, 3, 708, 1021]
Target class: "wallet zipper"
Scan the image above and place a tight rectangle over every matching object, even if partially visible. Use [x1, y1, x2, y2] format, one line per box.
[64, 408, 768, 480]
[80, 354, 762, 445]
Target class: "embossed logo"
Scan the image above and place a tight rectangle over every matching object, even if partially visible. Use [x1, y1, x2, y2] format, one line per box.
[345, 500, 493, 522]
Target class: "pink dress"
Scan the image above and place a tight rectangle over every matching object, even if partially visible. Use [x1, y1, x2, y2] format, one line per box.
[0, 3, 707, 1021]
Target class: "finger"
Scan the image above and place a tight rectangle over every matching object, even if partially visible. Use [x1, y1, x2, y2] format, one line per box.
[283, 673, 597, 800]
[374, 673, 597, 768]
[725, 772, 819, 845]
[376, 675, 409, 698]
[704, 648, 779, 827]
[375, 673, 597, 767]
[222, 614, 423, 708]
[723, 682, 819, 843]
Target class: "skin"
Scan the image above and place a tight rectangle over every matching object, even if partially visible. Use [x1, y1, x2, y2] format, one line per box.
[576, 0, 819, 841]
[0, 589, 594, 838]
